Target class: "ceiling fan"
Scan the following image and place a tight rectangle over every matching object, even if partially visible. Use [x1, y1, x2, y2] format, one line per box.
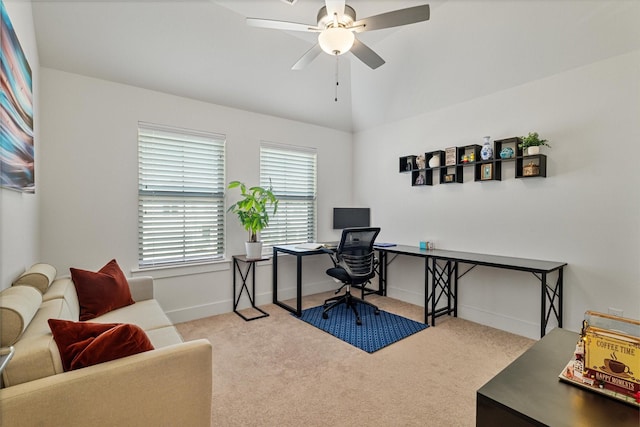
[247, 0, 430, 70]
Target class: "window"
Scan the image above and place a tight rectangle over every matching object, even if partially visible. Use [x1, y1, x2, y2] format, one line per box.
[260, 143, 317, 249]
[138, 122, 225, 267]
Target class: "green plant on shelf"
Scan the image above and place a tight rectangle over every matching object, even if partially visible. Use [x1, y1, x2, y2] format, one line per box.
[518, 132, 551, 150]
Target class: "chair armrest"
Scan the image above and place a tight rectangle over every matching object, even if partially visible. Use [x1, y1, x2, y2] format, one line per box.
[127, 276, 154, 301]
[320, 248, 338, 266]
[0, 339, 212, 427]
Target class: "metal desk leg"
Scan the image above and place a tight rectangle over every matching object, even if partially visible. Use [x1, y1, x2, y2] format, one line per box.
[296, 255, 302, 316]
[540, 272, 547, 338]
[427, 258, 458, 326]
[378, 250, 387, 296]
[428, 257, 436, 326]
[452, 261, 458, 318]
[272, 248, 278, 304]
[558, 268, 563, 328]
[540, 268, 564, 338]
[272, 248, 307, 317]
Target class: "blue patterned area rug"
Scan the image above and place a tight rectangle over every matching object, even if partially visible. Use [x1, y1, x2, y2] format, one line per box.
[296, 303, 429, 353]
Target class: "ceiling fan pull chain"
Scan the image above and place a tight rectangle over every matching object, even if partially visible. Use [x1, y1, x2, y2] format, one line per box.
[334, 54, 339, 102]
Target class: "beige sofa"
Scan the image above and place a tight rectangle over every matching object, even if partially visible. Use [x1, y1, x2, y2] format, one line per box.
[0, 264, 212, 427]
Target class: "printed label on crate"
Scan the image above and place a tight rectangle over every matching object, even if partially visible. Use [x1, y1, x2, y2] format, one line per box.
[583, 327, 639, 396]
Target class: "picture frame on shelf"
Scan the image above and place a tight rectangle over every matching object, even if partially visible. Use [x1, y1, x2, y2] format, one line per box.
[481, 163, 493, 180]
[445, 147, 456, 166]
[415, 171, 426, 185]
[444, 174, 455, 183]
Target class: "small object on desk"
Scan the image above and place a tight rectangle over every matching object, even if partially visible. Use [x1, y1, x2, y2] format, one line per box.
[322, 242, 338, 250]
[374, 243, 396, 247]
[294, 242, 323, 250]
[418, 241, 434, 250]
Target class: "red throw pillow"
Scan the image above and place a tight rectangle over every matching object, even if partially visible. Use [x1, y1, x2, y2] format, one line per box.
[70, 259, 135, 320]
[48, 319, 154, 371]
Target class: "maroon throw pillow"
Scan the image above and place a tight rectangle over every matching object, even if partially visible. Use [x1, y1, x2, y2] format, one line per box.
[70, 259, 135, 320]
[48, 319, 154, 371]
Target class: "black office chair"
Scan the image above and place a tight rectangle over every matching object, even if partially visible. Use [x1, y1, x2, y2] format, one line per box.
[322, 227, 381, 326]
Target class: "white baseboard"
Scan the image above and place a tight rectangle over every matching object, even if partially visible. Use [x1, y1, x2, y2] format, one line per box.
[457, 304, 542, 340]
[167, 300, 229, 324]
[386, 285, 424, 306]
[385, 285, 542, 340]
[166, 279, 336, 324]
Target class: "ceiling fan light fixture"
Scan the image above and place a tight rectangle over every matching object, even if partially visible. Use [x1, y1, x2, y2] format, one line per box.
[318, 27, 355, 55]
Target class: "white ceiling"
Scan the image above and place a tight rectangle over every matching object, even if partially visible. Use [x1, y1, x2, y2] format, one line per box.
[31, 0, 640, 132]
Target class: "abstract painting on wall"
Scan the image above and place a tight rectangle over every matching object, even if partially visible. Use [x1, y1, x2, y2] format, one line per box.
[1, 1, 34, 193]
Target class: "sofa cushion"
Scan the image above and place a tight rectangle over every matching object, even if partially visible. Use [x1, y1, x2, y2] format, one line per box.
[12, 263, 57, 294]
[90, 299, 173, 332]
[144, 326, 184, 349]
[2, 299, 73, 386]
[70, 259, 134, 321]
[43, 277, 80, 320]
[48, 319, 154, 371]
[0, 286, 42, 347]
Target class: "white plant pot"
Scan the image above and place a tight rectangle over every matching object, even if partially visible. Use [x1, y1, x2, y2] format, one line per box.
[245, 241, 263, 259]
[527, 146, 540, 155]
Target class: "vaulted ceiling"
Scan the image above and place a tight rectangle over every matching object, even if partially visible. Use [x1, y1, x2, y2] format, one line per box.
[31, 0, 640, 132]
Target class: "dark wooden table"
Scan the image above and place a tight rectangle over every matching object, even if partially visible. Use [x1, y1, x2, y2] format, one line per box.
[476, 328, 639, 426]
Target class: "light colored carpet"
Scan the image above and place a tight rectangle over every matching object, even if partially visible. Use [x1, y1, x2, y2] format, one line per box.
[176, 292, 534, 426]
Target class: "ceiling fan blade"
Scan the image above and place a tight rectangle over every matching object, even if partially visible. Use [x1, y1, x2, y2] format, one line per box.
[350, 38, 385, 70]
[291, 44, 323, 70]
[246, 18, 320, 32]
[352, 5, 430, 33]
[325, 0, 346, 19]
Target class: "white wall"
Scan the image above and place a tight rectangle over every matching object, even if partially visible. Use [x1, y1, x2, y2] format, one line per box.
[1, 2, 39, 289]
[38, 68, 352, 322]
[353, 51, 640, 339]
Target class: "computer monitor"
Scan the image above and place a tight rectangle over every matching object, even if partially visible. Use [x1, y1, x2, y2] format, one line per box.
[332, 208, 370, 229]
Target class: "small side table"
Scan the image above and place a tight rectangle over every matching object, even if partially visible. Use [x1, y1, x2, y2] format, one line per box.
[233, 255, 269, 321]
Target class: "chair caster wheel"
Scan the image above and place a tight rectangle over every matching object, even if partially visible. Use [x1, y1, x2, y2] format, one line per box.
[322, 312, 328, 319]
[374, 309, 380, 315]
[356, 319, 362, 326]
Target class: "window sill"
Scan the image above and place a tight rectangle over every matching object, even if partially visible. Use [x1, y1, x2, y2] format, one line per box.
[131, 259, 231, 279]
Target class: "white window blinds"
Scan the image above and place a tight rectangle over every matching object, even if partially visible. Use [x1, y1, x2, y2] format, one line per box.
[260, 143, 317, 249]
[138, 122, 225, 267]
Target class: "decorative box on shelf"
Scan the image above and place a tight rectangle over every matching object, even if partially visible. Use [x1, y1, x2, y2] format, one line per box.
[523, 162, 539, 176]
[559, 311, 640, 407]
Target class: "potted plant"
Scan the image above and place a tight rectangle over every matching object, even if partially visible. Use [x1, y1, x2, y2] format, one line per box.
[518, 132, 551, 155]
[227, 180, 278, 259]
